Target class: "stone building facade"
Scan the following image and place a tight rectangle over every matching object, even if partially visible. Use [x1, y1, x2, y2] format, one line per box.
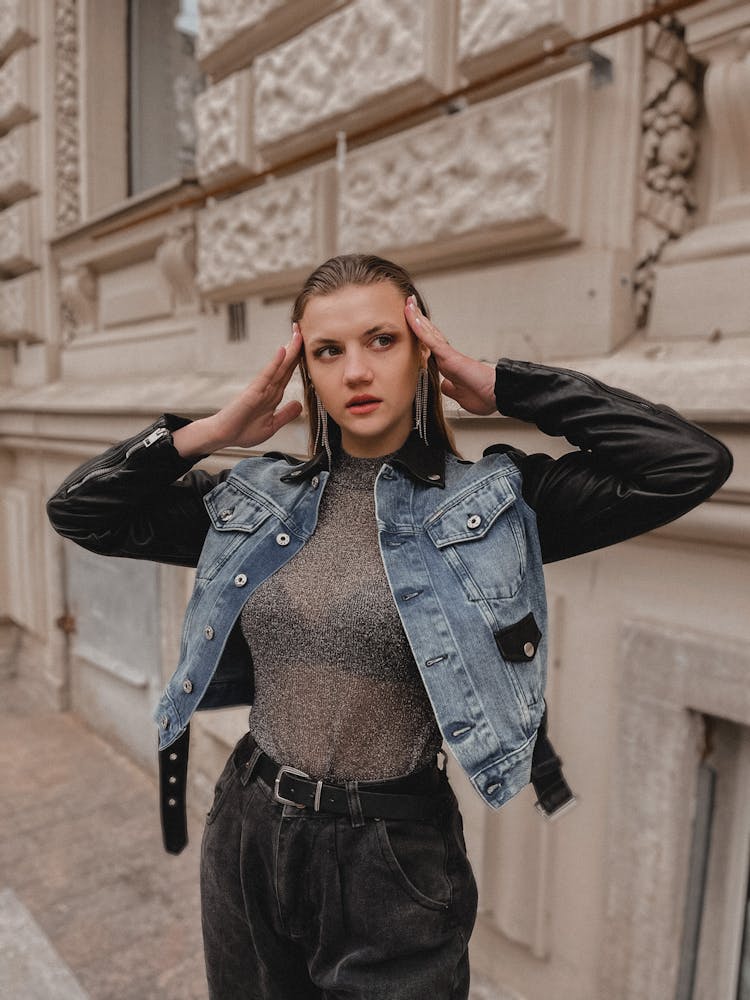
[0, 1, 748, 997]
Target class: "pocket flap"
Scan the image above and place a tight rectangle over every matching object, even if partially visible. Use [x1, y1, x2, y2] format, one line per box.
[426, 479, 517, 548]
[204, 483, 273, 534]
[494, 612, 542, 662]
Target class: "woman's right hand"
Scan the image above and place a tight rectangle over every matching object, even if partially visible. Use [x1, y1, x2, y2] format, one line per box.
[173, 327, 303, 457]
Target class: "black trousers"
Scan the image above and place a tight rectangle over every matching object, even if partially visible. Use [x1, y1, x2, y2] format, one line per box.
[200, 732, 479, 999]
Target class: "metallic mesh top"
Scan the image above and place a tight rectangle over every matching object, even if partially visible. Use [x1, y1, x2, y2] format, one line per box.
[239, 448, 444, 781]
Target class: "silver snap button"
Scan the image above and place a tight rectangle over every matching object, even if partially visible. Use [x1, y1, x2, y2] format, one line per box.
[523, 641, 536, 657]
[168, 775, 177, 784]
[276, 532, 290, 546]
[168, 798, 177, 807]
[311, 476, 319, 489]
[160, 715, 169, 729]
[234, 573, 247, 587]
[427, 474, 441, 481]
[169, 752, 178, 761]
[204, 625, 214, 640]
[182, 678, 193, 693]
[219, 508, 234, 522]
[467, 514, 482, 529]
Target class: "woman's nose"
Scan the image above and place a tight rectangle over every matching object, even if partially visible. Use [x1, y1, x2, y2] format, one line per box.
[342, 351, 373, 385]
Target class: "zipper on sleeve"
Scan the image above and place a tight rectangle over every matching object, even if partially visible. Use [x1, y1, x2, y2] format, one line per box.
[65, 427, 169, 494]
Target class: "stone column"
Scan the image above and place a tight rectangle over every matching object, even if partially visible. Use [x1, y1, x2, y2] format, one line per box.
[649, 1, 750, 339]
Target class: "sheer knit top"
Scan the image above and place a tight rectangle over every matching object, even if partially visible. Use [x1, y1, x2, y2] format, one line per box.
[239, 448, 443, 781]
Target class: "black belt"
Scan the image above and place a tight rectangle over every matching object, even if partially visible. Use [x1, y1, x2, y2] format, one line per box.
[158, 706, 576, 855]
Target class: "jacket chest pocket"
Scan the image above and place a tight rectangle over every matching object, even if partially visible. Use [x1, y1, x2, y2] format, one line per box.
[425, 481, 526, 600]
[198, 483, 274, 581]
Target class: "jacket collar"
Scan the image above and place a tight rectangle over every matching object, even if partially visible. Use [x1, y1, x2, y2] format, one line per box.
[274, 429, 445, 488]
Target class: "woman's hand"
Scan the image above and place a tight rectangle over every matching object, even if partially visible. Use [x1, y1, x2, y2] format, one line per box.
[173, 327, 303, 457]
[405, 296, 497, 416]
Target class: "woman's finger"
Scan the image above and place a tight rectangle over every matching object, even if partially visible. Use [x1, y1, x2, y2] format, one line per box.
[272, 399, 303, 433]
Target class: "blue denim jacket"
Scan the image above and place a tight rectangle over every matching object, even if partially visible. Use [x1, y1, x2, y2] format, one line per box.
[153, 445, 547, 811]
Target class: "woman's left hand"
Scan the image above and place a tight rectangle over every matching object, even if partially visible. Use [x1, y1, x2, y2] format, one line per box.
[405, 296, 497, 416]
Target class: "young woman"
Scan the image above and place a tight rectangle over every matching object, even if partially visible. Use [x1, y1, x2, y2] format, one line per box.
[47, 254, 733, 1000]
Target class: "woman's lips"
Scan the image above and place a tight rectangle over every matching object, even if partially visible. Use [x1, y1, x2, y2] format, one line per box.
[346, 399, 381, 415]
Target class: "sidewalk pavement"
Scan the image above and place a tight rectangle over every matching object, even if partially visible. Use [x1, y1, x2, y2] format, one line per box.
[0, 678, 207, 1000]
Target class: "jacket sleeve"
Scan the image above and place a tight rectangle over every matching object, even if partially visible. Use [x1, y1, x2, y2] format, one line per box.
[46, 414, 230, 568]
[487, 358, 734, 564]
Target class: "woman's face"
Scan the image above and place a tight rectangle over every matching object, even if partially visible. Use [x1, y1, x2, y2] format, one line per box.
[299, 281, 429, 458]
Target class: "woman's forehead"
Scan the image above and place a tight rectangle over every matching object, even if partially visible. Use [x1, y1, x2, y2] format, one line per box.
[301, 282, 406, 333]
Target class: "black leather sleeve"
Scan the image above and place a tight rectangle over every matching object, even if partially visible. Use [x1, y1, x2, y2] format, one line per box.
[46, 413, 229, 568]
[487, 358, 734, 564]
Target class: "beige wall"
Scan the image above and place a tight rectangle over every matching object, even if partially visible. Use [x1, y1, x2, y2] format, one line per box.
[0, 1, 748, 997]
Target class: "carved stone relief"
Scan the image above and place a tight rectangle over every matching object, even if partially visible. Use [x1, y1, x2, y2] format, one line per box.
[0, 198, 38, 274]
[0, 121, 38, 204]
[0, 270, 39, 342]
[59, 264, 97, 336]
[338, 78, 581, 262]
[155, 227, 198, 309]
[195, 70, 254, 183]
[197, 169, 333, 295]
[253, 0, 427, 149]
[197, 0, 287, 62]
[0, 46, 34, 131]
[0, 0, 36, 63]
[634, 19, 701, 328]
[54, 0, 80, 231]
[459, 0, 559, 60]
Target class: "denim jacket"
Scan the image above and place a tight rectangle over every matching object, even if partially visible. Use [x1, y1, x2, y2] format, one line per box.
[47, 359, 733, 841]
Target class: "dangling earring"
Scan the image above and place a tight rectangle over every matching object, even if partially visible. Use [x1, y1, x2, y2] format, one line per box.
[414, 366, 429, 445]
[313, 388, 332, 467]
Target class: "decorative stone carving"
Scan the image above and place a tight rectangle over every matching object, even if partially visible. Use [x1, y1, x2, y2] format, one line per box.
[338, 75, 585, 266]
[634, 20, 701, 328]
[59, 264, 97, 335]
[197, 167, 335, 296]
[0, 46, 36, 132]
[54, 0, 80, 231]
[0, 198, 38, 274]
[253, 0, 454, 164]
[0, 121, 39, 205]
[156, 227, 198, 309]
[195, 70, 255, 184]
[0, 270, 40, 342]
[0, 0, 37, 63]
[458, 0, 579, 80]
[196, 0, 345, 76]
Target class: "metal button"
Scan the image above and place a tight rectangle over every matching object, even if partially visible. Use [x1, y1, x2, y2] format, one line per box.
[523, 641, 536, 657]
[276, 532, 290, 546]
[311, 476, 319, 489]
[169, 752, 178, 761]
[234, 573, 247, 587]
[427, 474, 441, 481]
[219, 508, 234, 522]
[168, 775, 177, 784]
[467, 514, 482, 529]
[160, 715, 169, 730]
[182, 678, 193, 693]
[168, 798, 177, 807]
[204, 625, 214, 640]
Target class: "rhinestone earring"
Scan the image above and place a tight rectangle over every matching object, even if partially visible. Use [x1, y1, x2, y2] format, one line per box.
[313, 388, 332, 466]
[414, 366, 429, 445]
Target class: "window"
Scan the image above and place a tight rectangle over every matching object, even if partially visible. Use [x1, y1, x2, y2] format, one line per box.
[127, 0, 204, 196]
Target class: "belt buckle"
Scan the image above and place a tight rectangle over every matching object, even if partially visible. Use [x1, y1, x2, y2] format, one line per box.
[274, 764, 311, 809]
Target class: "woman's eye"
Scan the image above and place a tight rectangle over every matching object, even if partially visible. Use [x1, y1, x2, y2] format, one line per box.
[372, 334, 394, 349]
[315, 345, 340, 358]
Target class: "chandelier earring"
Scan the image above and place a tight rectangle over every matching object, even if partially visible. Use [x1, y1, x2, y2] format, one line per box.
[313, 388, 332, 467]
[414, 365, 429, 445]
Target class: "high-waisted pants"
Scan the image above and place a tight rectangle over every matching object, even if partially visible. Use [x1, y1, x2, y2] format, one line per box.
[200, 731, 479, 1000]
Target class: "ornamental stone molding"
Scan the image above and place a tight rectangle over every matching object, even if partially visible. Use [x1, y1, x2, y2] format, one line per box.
[0, 0, 38, 63]
[59, 263, 97, 335]
[0, 120, 39, 205]
[196, 0, 346, 78]
[598, 619, 750, 999]
[0, 197, 39, 275]
[0, 270, 40, 342]
[197, 166, 336, 297]
[195, 69, 255, 184]
[458, 0, 581, 81]
[54, 0, 80, 231]
[633, 20, 701, 328]
[253, 0, 456, 167]
[338, 74, 586, 268]
[155, 227, 198, 310]
[0, 45, 37, 132]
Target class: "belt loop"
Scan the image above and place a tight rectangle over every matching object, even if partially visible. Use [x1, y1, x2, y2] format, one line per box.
[240, 746, 263, 787]
[345, 779, 365, 827]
